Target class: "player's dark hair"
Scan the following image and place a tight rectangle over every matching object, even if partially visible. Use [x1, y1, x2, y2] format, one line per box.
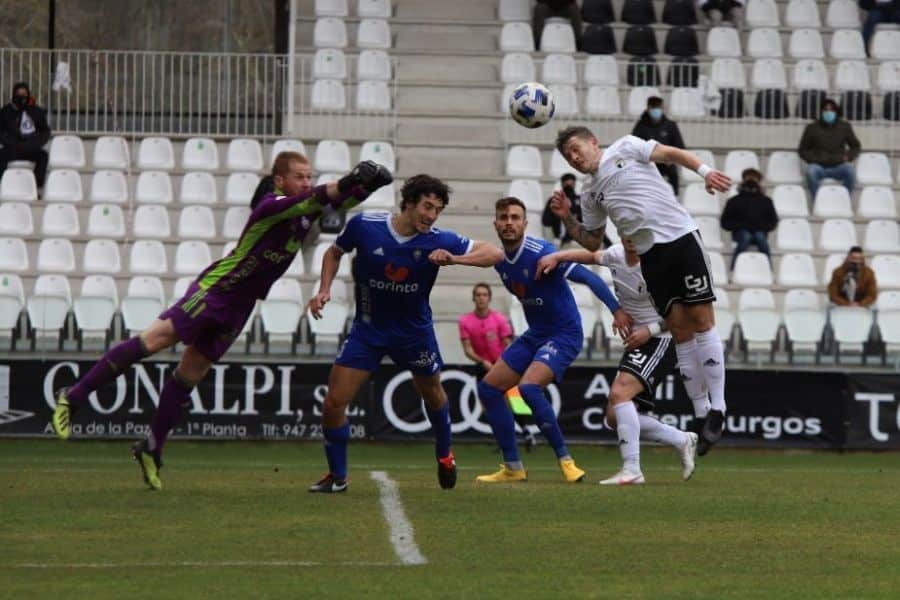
[495, 196, 527, 214]
[848, 245, 863, 254]
[400, 174, 450, 210]
[560, 173, 577, 184]
[555, 126, 596, 154]
[12, 81, 29, 96]
[271, 151, 309, 177]
[472, 282, 492, 299]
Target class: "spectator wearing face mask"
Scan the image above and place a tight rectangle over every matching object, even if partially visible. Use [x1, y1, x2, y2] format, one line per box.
[542, 173, 583, 247]
[0, 81, 51, 192]
[631, 96, 686, 195]
[828, 246, 877, 307]
[719, 169, 778, 271]
[798, 98, 861, 200]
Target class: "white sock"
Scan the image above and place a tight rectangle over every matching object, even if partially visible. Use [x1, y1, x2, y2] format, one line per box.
[639, 414, 688, 448]
[675, 338, 710, 418]
[614, 402, 641, 472]
[695, 329, 727, 413]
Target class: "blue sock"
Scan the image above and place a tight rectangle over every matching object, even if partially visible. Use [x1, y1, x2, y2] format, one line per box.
[519, 383, 570, 459]
[425, 403, 452, 460]
[323, 422, 350, 480]
[477, 380, 519, 464]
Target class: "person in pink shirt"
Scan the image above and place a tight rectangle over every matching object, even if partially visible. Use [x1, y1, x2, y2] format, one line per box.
[459, 283, 537, 450]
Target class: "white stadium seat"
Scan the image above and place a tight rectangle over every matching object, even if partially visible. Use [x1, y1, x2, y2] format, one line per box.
[784, 304, 826, 358]
[315, 48, 349, 80]
[37, 238, 76, 273]
[857, 187, 897, 219]
[90, 170, 128, 204]
[359, 141, 395, 172]
[772, 185, 809, 216]
[540, 23, 576, 53]
[878, 62, 900, 91]
[708, 252, 728, 285]
[500, 22, 535, 52]
[872, 31, 900, 60]
[221, 241, 237, 258]
[507, 179, 544, 213]
[121, 276, 164, 334]
[174, 241, 212, 276]
[819, 219, 857, 252]
[707, 27, 741, 58]
[732, 252, 773, 287]
[499, 0, 530, 21]
[872, 255, 900, 288]
[826, 0, 860, 28]
[178, 206, 216, 240]
[777, 253, 818, 287]
[135, 171, 173, 204]
[681, 150, 715, 183]
[550, 148, 581, 179]
[170, 277, 194, 305]
[41, 203, 80, 236]
[584, 56, 618, 86]
[83, 239, 122, 274]
[502, 53, 536, 83]
[137, 137, 175, 170]
[48, 135, 86, 169]
[766, 151, 803, 184]
[777, 218, 814, 251]
[356, 80, 391, 111]
[0, 168, 37, 202]
[315, 140, 351, 173]
[357, 19, 391, 49]
[223, 206, 252, 238]
[74, 275, 118, 343]
[181, 137, 219, 171]
[694, 216, 723, 250]
[830, 306, 873, 358]
[739, 306, 780, 356]
[357, 50, 392, 81]
[314, 17, 348, 48]
[550, 84, 579, 117]
[585, 86, 621, 116]
[315, 0, 348, 17]
[312, 242, 351, 277]
[180, 172, 218, 205]
[863, 220, 900, 253]
[308, 287, 350, 352]
[792, 59, 829, 90]
[669, 88, 706, 118]
[311, 79, 347, 110]
[227, 139, 264, 172]
[365, 182, 396, 210]
[822, 253, 845, 285]
[710, 58, 746, 89]
[543, 53, 577, 85]
[785, 289, 820, 311]
[739, 287, 776, 311]
[270, 139, 308, 165]
[813, 185, 853, 218]
[358, 0, 391, 18]
[830, 29, 866, 60]
[0, 203, 34, 235]
[682, 183, 719, 215]
[747, 28, 783, 58]
[92, 136, 129, 169]
[789, 29, 825, 59]
[0, 237, 28, 272]
[723, 150, 760, 181]
[260, 278, 304, 350]
[43, 169, 83, 203]
[785, 0, 821, 27]
[746, 0, 779, 26]
[834, 60, 871, 91]
[506, 145, 543, 178]
[28, 275, 72, 347]
[879, 291, 900, 311]
[0, 273, 25, 337]
[225, 172, 261, 205]
[628, 87, 662, 116]
[751, 59, 788, 90]
[133, 205, 171, 238]
[129, 240, 168, 275]
[86, 204, 125, 238]
[856, 153, 893, 186]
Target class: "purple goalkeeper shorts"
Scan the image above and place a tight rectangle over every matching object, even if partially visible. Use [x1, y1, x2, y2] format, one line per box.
[158, 282, 252, 362]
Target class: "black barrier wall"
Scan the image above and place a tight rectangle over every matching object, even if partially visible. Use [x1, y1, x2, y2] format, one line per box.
[1, 360, 898, 448]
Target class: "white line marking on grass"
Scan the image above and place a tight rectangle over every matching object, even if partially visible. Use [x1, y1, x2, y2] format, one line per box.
[9, 560, 393, 570]
[369, 470, 427, 566]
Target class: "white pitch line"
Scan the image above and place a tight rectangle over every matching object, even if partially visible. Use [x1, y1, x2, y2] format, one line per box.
[9, 560, 393, 570]
[369, 470, 427, 566]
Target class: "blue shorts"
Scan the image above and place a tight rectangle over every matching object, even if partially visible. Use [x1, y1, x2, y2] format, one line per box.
[501, 330, 582, 383]
[334, 326, 444, 376]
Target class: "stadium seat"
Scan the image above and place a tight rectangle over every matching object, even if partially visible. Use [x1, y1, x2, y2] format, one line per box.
[89, 170, 128, 204]
[313, 17, 348, 48]
[181, 137, 219, 171]
[772, 185, 809, 216]
[137, 137, 175, 170]
[739, 287, 776, 311]
[826, 0, 860, 27]
[747, 28, 783, 59]
[0, 202, 34, 235]
[872, 31, 900, 60]
[507, 179, 544, 213]
[745, 0, 779, 26]
[135, 171, 174, 205]
[284, 249, 306, 278]
[550, 85, 579, 117]
[872, 255, 900, 288]
[308, 282, 350, 353]
[710, 58, 746, 88]
[856, 153, 892, 186]
[315, 140, 351, 173]
[359, 141, 395, 172]
[223, 206, 252, 239]
[41, 203, 80, 236]
[270, 139, 308, 165]
[664, 26, 699, 58]
[92, 136, 130, 169]
[785, 0, 820, 26]
[751, 59, 788, 90]
[74, 275, 118, 346]
[669, 87, 705, 118]
[783, 301, 826, 361]
[549, 148, 581, 179]
[311, 79, 347, 110]
[830, 306, 873, 361]
[540, 23, 577, 53]
[708, 251, 728, 285]
[48, 135, 86, 169]
[500, 22, 535, 52]
[37, 238, 76, 273]
[43, 169, 83, 203]
[226, 139, 264, 172]
[260, 278, 304, 352]
[225, 172, 261, 205]
[542, 54, 577, 84]
[174, 241, 211, 276]
[221, 241, 237, 258]
[581, 23, 617, 54]
[723, 150, 760, 182]
[129, 240, 168, 275]
[506, 145, 543, 178]
[835, 60, 871, 92]
[776, 218, 814, 251]
[813, 186, 853, 218]
[738, 304, 780, 359]
[85, 204, 123, 240]
[178, 206, 216, 240]
[365, 182, 396, 210]
[170, 277, 194, 305]
[863, 220, 900, 253]
[623, 26, 659, 57]
[585, 86, 621, 116]
[121, 276, 165, 334]
[356, 80, 391, 111]
[500, 83, 518, 113]
[857, 187, 897, 219]
[732, 252, 773, 287]
[694, 216, 723, 250]
[681, 183, 719, 215]
[358, 0, 391, 18]
[502, 53, 535, 84]
[766, 152, 803, 184]
[819, 219, 857, 252]
[180, 172, 218, 205]
[357, 50, 392, 81]
[830, 29, 866, 59]
[358, 19, 391, 49]
[133, 205, 171, 238]
[792, 59, 829, 91]
[627, 87, 661, 115]
[0, 168, 37, 202]
[27, 275, 72, 349]
[584, 55, 618, 85]
[621, 0, 657, 24]
[680, 149, 715, 183]
[715, 306, 736, 348]
[822, 253, 845, 285]
[879, 62, 900, 97]
[706, 27, 741, 58]
[83, 239, 121, 274]
[0, 237, 28, 272]
[0, 273, 25, 344]
[316, 0, 347, 17]
[789, 29, 825, 58]
[662, 0, 697, 24]
[312, 241, 351, 277]
[777, 253, 818, 287]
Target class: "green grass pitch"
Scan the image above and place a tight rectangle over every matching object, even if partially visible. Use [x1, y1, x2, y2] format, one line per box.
[2, 439, 899, 599]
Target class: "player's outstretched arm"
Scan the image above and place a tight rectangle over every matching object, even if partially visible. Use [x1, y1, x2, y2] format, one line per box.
[326, 160, 394, 211]
[307, 244, 345, 320]
[535, 248, 600, 278]
[566, 264, 633, 336]
[548, 189, 605, 251]
[649, 144, 731, 194]
[429, 241, 504, 268]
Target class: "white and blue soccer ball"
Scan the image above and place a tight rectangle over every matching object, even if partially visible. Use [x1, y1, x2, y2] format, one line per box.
[508, 82, 555, 129]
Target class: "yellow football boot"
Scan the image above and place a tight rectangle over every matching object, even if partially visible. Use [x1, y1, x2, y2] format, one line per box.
[559, 458, 586, 483]
[475, 464, 528, 483]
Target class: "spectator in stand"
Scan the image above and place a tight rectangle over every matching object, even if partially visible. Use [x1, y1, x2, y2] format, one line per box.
[459, 283, 536, 450]
[828, 246, 878, 307]
[542, 173, 582, 247]
[0, 82, 51, 194]
[533, 0, 583, 50]
[631, 96, 686, 195]
[798, 98, 861, 200]
[719, 168, 778, 271]
[860, 0, 900, 56]
[696, 0, 744, 25]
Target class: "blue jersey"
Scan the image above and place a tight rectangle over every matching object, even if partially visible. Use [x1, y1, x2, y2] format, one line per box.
[495, 236, 582, 338]
[335, 212, 472, 339]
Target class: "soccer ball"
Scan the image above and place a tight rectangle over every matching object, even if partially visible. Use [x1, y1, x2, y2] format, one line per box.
[508, 82, 555, 129]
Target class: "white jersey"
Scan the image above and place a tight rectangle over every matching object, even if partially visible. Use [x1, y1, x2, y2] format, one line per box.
[599, 244, 668, 335]
[580, 135, 696, 255]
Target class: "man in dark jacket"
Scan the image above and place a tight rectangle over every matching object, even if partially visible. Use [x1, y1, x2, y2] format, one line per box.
[631, 96, 686, 195]
[797, 98, 861, 199]
[542, 173, 582, 246]
[719, 168, 778, 270]
[0, 82, 51, 191]
[533, 0, 582, 50]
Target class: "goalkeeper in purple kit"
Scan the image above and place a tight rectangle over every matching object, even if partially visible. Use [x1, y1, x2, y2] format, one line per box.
[50, 152, 393, 490]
